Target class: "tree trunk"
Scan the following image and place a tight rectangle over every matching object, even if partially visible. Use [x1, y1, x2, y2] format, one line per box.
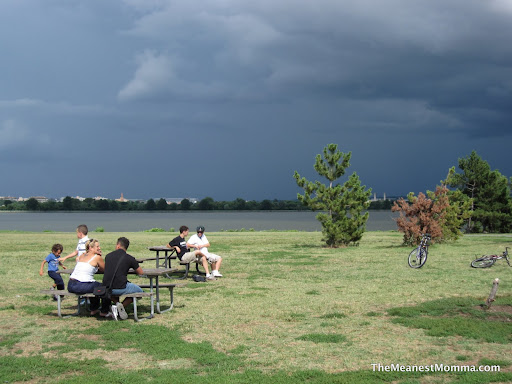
[485, 278, 499, 309]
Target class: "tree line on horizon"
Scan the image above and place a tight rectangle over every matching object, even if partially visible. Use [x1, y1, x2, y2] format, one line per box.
[0, 196, 394, 212]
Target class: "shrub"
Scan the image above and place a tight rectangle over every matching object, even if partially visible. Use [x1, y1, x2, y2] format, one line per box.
[392, 186, 449, 246]
[143, 228, 166, 232]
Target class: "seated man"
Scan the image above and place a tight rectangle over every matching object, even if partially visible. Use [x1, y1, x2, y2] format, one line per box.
[167, 225, 216, 280]
[187, 226, 223, 278]
[102, 237, 144, 320]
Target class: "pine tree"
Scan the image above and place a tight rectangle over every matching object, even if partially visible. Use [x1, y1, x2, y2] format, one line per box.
[294, 144, 371, 247]
[439, 168, 472, 241]
[448, 151, 512, 233]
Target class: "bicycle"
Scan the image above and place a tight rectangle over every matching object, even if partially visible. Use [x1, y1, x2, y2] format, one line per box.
[408, 233, 431, 268]
[471, 247, 511, 268]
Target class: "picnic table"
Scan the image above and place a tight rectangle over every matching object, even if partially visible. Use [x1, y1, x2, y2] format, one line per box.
[54, 267, 178, 320]
[144, 246, 177, 269]
[139, 268, 177, 314]
[145, 245, 206, 279]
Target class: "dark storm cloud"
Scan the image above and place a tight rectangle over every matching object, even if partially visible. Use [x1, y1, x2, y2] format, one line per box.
[0, 0, 511, 200]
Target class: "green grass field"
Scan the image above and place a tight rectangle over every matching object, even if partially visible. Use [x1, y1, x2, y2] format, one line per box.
[0, 230, 511, 383]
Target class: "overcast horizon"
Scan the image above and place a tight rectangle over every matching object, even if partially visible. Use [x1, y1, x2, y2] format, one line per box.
[1, 1, 511, 201]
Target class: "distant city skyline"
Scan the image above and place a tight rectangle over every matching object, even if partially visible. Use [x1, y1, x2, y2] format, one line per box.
[1, 191, 398, 204]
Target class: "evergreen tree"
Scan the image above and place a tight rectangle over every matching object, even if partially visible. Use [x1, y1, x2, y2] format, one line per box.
[439, 168, 472, 241]
[448, 151, 512, 233]
[294, 143, 371, 247]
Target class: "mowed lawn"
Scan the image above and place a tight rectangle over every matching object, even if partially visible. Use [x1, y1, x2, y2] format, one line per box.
[0, 230, 511, 383]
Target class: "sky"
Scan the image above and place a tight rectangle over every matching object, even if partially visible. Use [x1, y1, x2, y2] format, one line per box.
[1, 0, 511, 201]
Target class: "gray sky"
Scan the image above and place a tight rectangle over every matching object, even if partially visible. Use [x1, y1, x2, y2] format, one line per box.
[1, 0, 511, 201]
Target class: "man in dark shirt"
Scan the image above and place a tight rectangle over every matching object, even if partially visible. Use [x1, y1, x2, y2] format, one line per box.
[167, 225, 215, 280]
[102, 237, 144, 320]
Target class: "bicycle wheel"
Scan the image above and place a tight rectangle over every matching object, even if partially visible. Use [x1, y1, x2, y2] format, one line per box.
[408, 248, 427, 268]
[471, 256, 495, 268]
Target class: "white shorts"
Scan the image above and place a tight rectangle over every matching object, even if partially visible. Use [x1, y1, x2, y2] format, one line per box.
[205, 253, 221, 264]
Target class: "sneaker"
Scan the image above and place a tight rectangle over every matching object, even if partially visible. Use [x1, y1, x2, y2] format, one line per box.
[53, 295, 58, 301]
[116, 302, 128, 320]
[212, 271, 223, 277]
[206, 275, 216, 281]
[110, 304, 119, 321]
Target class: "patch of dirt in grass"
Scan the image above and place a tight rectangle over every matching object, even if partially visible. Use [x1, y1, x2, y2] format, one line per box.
[484, 305, 512, 315]
[74, 333, 102, 342]
[12, 340, 44, 356]
[59, 347, 198, 370]
[474, 305, 512, 321]
[157, 358, 196, 369]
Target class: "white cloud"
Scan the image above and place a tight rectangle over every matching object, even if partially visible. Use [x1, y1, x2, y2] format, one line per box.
[0, 119, 50, 149]
[0, 120, 28, 148]
[490, 0, 512, 14]
[117, 50, 230, 101]
[117, 50, 175, 101]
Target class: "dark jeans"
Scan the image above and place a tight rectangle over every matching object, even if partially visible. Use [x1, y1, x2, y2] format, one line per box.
[48, 271, 65, 290]
[67, 279, 109, 312]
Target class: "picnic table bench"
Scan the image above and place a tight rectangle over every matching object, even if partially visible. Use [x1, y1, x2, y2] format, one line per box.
[40, 290, 153, 322]
[145, 246, 206, 279]
[138, 283, 178, 313]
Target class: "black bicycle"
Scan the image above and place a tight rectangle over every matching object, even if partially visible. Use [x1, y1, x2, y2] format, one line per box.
[408, 233, 431, 268]
[471, 247, 510, 268]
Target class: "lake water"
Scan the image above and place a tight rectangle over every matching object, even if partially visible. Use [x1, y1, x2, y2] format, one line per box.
[0, 210, 398, 232]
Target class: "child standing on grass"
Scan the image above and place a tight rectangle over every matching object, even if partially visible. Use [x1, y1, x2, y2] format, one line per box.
[39, 244, 67, 300]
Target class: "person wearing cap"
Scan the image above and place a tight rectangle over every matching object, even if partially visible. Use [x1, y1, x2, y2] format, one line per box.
[166, 225, 216, 280]
[187, 226, 223, 278]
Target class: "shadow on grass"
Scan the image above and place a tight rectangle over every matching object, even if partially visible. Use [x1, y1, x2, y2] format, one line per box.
[388, 296, 512, 344]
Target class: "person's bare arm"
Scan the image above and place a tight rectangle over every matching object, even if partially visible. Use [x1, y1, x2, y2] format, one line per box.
[39, 260, 46, 276]
[61, 250, 78, 262]
[95, 256, 105, 273]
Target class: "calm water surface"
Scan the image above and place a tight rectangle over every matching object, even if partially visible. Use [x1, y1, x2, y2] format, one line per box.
[0, 211, 398, 232]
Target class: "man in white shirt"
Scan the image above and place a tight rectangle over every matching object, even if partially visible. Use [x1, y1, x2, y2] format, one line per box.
[187, 226, 223, 277]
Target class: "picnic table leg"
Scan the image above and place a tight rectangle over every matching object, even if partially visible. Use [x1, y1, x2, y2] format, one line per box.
[160, 285, 174, 313]
[132, 296, 153, 322]
[56, 295, 80, 318]
[149, 277, 155, 317]
[155, 250, 160, 268]
[132, 297, 139, 321]
[155, 276, 161, 314]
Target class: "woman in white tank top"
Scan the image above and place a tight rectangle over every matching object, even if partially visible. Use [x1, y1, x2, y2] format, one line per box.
[67, 239, 106, 316]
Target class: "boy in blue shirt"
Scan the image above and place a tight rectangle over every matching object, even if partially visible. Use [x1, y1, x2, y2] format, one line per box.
[39, 244, 67, 300]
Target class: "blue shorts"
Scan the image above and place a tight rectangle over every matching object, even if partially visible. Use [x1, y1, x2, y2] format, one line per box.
[111, 282, 143, 296]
